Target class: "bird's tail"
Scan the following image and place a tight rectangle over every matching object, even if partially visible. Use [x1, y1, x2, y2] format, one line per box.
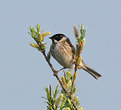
[79, 61, 102, 80]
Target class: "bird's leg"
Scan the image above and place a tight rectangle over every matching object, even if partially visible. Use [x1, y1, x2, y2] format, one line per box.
[53, 67, 66, 76]
[57, 67, 66, 73]
[53, 67, 65, 76]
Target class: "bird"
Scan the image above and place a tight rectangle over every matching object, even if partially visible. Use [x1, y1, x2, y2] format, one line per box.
[49, 34, 102, 80]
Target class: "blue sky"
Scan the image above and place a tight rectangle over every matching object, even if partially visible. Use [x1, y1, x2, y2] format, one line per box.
[0, 0, 121, 110]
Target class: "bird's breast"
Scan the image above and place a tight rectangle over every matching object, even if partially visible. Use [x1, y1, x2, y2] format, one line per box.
[50, 43, 74, 68]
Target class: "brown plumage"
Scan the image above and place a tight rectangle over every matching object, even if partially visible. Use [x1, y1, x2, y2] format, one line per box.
[50, 34, 102, 80]
[79, 61, 102, 79]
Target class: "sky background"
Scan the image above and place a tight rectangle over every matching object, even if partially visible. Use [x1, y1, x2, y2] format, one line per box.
[0, 0, 121, 110]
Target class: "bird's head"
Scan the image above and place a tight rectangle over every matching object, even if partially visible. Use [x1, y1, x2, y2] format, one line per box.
[49, 34, 66, 43]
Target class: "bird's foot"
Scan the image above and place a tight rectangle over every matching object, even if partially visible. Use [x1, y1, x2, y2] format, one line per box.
[53, 67, 66, 76]
[58, 67, 66, 72]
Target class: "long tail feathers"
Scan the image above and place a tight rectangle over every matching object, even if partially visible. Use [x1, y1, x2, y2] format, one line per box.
[80, 61, 102, 80]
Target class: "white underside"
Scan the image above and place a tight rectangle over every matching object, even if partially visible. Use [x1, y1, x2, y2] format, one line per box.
[50, 42, 75, 69]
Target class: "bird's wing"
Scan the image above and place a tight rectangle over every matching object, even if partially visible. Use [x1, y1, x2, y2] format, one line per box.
[66, 38, 76, 56]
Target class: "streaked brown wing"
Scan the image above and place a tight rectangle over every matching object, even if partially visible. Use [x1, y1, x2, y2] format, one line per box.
[66, 38, 76, 55]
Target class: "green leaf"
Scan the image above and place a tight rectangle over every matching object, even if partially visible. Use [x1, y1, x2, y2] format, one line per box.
[79, 24, 86, 42]
[54, 85, 59, 100]
[45, 88, 50, 101]
[41, 96, 47, 100]
[36, 24, 40, 33]
[28, 32, 32, 36]
[73, 85, 76, 94]
[60, 98, 66, 110]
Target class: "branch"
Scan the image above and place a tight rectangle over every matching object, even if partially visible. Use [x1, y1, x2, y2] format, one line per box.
[28, 24, 86, 110]
[71, 25, 86, 96]
[71, 26, 80, 95]
[42, 51, 78, 110]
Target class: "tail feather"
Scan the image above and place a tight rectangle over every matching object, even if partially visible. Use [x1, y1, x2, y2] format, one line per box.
[80, 61, 102, 80]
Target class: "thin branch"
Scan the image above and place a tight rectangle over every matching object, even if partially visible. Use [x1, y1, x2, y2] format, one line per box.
[29, 25, 79, 110]
[71, 44, 81, 95]
[49, 85, 56, 110]
[71, 26, 80, 96]
[41, 51, 78, 110]
[71, 63, 78, 95]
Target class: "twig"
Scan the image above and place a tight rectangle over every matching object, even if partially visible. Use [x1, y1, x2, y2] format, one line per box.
[71, 44, 81, 95]
[50, 85, 57, 110]
[71, 63, 78, 95]
[71, 26, 80, 95]
[41, 51, 78, 110]
[49, 85, 52, 100]
[29, 25, 79, 110]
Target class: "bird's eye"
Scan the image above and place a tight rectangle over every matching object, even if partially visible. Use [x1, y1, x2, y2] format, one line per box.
[55, 35, 62, 41]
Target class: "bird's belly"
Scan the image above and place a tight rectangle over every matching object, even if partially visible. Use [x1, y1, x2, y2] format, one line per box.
[50, 44, 74, 68]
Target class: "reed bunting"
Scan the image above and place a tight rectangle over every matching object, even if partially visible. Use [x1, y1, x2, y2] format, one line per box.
[49, 34, 102, 79]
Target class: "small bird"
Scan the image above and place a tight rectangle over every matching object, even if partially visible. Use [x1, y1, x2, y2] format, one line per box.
[49, 34, 102, 80]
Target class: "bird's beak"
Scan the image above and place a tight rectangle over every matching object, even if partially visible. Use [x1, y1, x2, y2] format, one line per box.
[49, 36, 53, 39]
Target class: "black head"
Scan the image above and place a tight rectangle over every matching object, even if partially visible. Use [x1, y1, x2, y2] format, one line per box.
[49, 34, 66, 43]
